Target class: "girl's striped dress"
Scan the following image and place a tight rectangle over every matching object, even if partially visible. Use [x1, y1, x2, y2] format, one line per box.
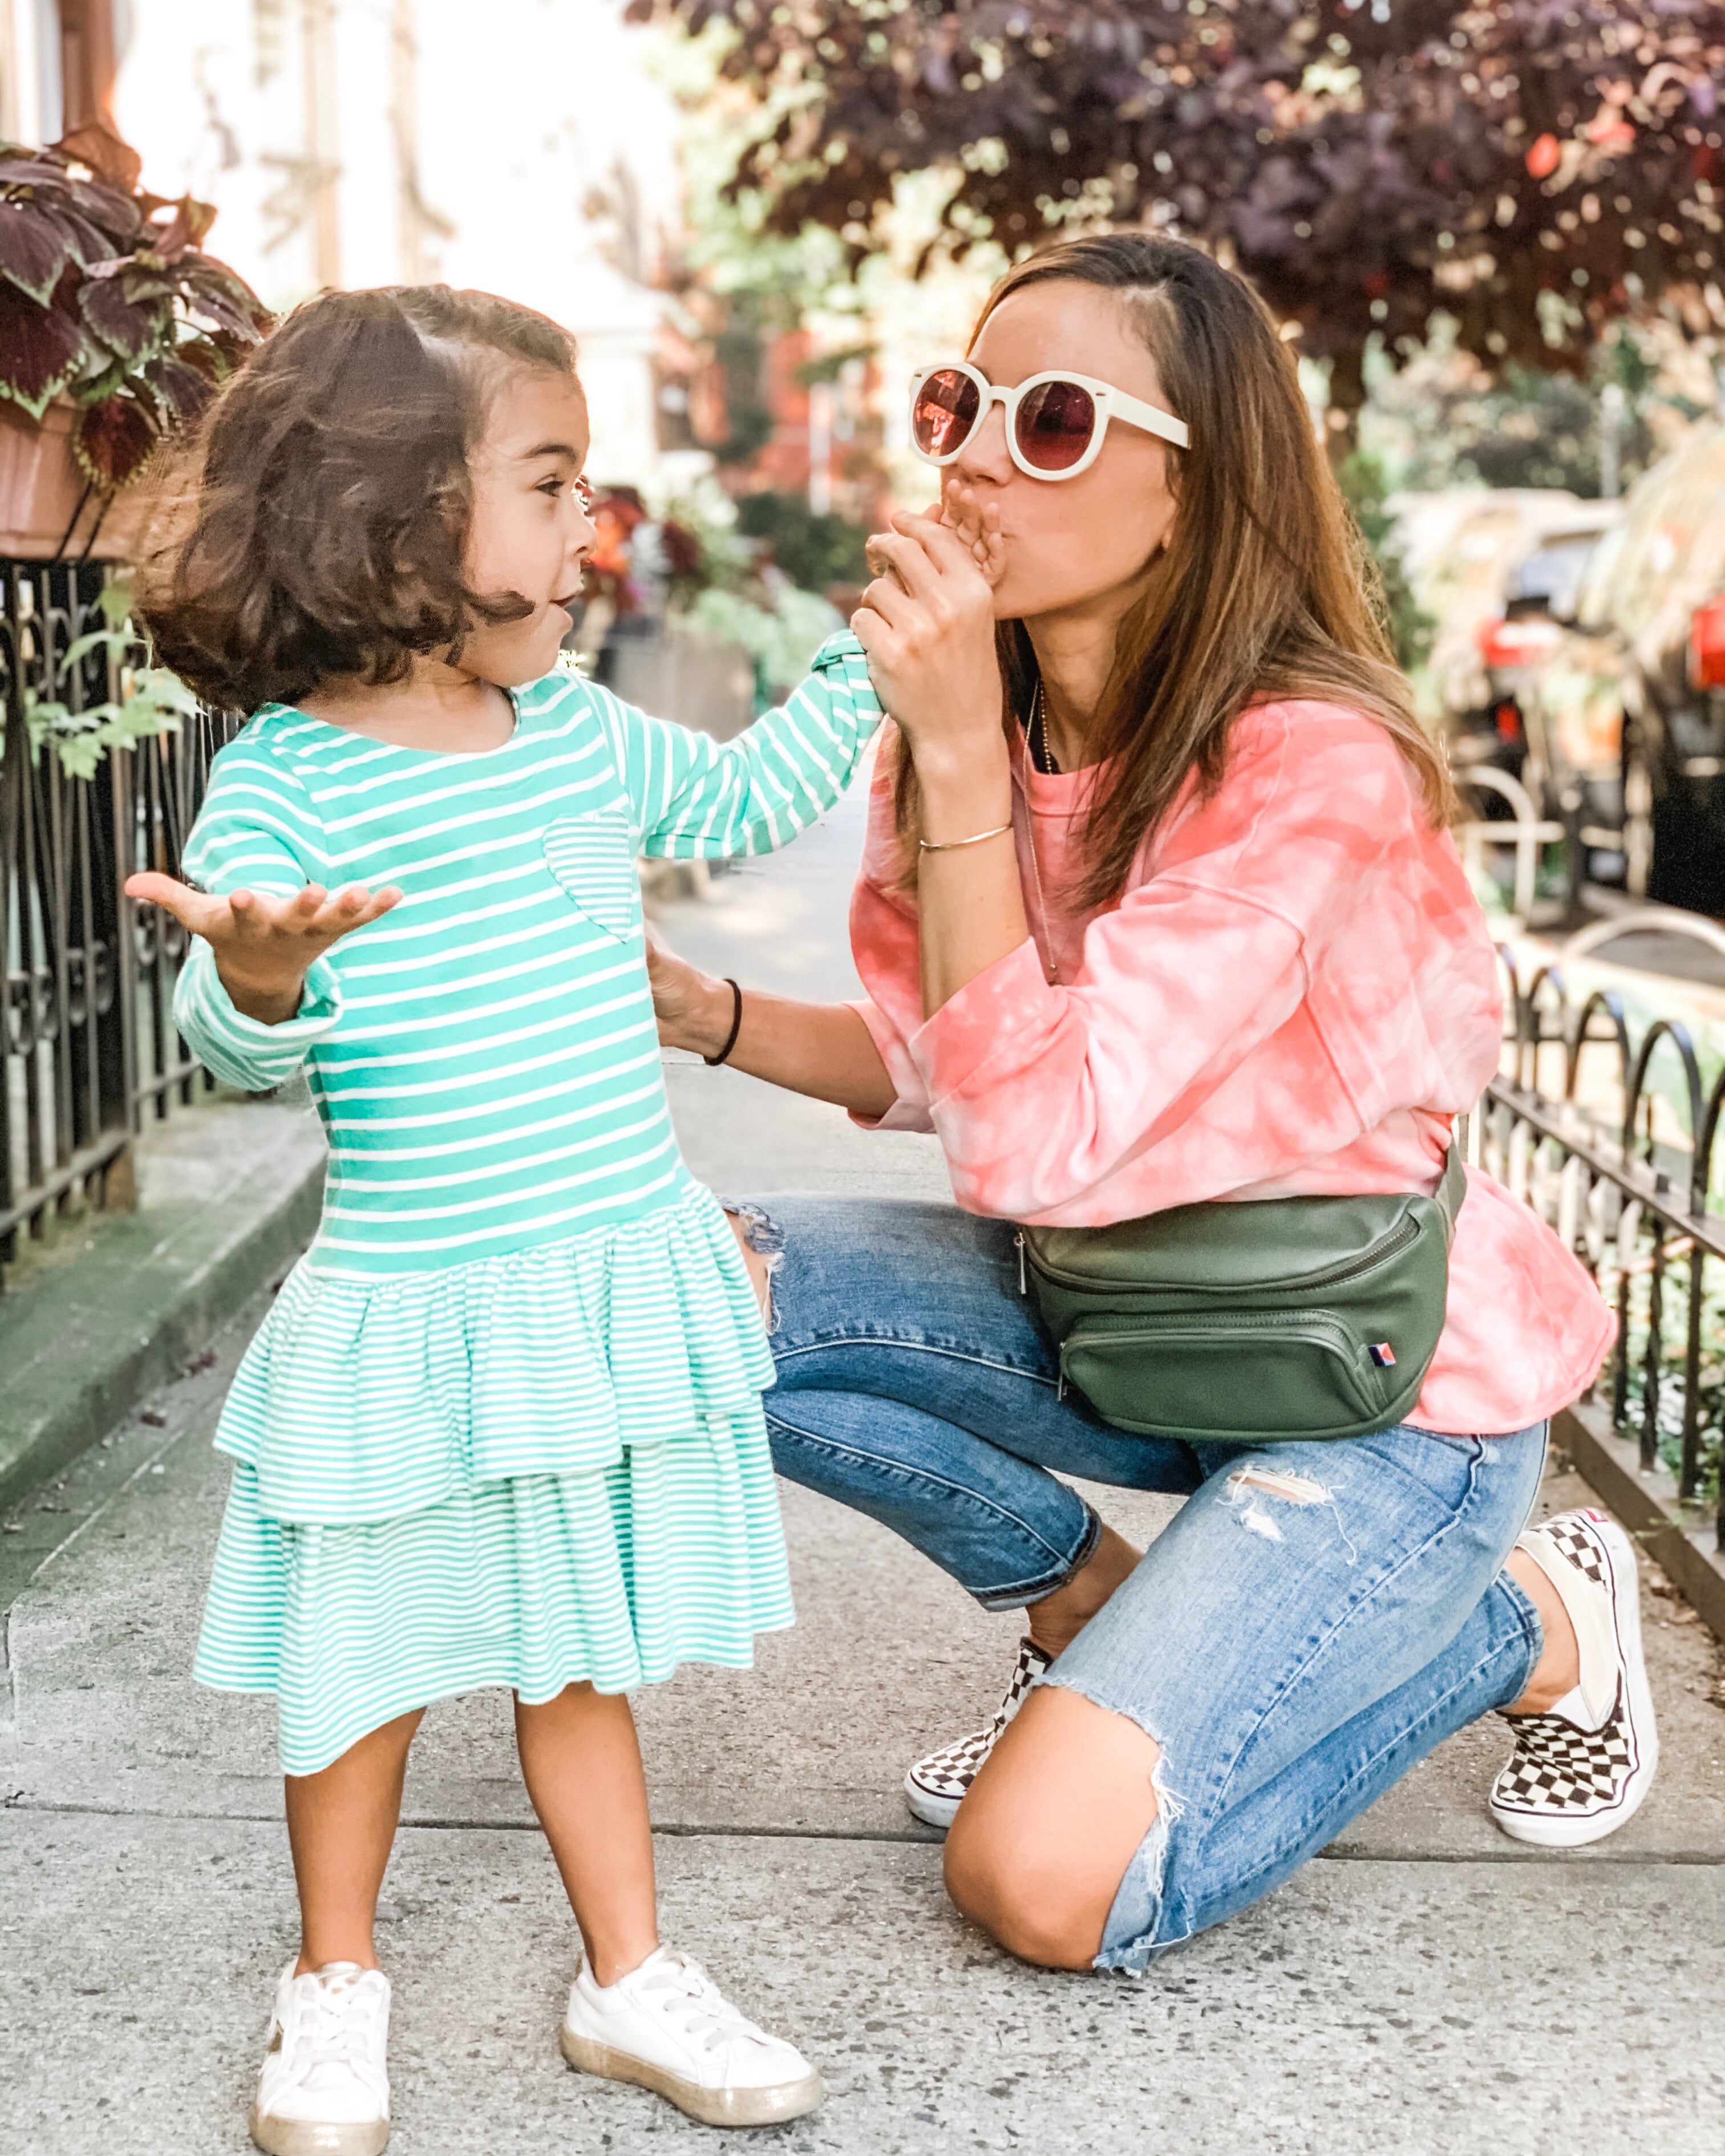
[176, 634, 880, 1774]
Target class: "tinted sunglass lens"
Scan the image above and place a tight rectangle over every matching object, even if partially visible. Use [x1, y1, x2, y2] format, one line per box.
[912, 368, 981, 459]
[1015, 379, 1096, 471]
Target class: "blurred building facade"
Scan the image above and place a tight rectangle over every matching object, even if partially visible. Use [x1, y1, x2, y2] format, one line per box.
[0, 0, 700, 491]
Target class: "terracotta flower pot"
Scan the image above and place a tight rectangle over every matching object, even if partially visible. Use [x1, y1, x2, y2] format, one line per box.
[0, 399, 151, 563]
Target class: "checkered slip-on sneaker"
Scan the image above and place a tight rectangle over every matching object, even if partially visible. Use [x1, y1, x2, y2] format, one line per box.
[902, 1637, 1052, 1830]
[1489, 1506, 1658, 1848]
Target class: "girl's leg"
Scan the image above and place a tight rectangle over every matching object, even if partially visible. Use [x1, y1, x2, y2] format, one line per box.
[515, 1683, 658, 1985]
[530, 1681, 826, 2126]
[285, 1707, 424, 1972]
[757, 1195, 1202, 1615]
[946, 1424, 1549, 1970]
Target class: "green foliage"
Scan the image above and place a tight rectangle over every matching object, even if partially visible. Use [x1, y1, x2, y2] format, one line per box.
[14, 596, 199, 778]
[686, 582, 841, 703]
[1335, 452, 1434, 677]
[1463, 368, 1625, 495]
[1368, 326, 1668, 499]
[710, 312, 775, 467]
[1622, 1253, 1725, 1511]
[733, 490, 870, 595]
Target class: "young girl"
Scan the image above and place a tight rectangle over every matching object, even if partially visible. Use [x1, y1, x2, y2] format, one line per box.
[129, 286, 882, 2154]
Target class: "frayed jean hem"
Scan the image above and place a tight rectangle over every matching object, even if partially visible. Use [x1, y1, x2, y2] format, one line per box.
[1037, 1668, 1180, 1975]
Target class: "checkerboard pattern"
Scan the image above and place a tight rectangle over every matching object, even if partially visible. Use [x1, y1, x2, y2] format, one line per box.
[1491, 1508, 1642, 1830]
[1492, 1680, 1638, 1815]
[904, 1638, 1052, 1825]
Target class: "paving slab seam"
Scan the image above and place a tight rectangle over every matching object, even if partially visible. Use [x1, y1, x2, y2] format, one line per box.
[8, 1797, 1725, 1868]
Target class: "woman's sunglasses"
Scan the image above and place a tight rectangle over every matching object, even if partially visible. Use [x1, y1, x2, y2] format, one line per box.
[909, 360, 1189, 481]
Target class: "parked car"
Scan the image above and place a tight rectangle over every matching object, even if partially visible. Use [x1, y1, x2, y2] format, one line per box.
[1394, 487, 1601, 737]
[1521, 427, 1725, 912]
[1448, 506, 1619, 800]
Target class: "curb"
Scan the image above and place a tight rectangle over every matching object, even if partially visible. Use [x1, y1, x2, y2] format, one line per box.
[1554, 1400, 1725, 1644]
[0, 1113, 326, 1519]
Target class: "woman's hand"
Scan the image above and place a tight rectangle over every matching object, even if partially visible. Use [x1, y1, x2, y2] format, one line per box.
[125, 872, 400, 1024]
[645, 923, 735, 1058]
[855, 504, 1030, 1017]
[851, 508, 1005, 787]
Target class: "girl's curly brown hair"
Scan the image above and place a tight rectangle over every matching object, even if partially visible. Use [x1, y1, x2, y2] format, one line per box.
[136, 286, 579, 714]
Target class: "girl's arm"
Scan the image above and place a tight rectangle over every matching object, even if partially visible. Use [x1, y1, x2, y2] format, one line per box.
[130, 742, 396, 1091]
[601, 633, 881, 860]
[647, 930, 897, 1120]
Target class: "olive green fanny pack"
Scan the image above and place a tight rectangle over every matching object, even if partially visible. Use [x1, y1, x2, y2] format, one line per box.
[1015, 1145, 1467, 1445]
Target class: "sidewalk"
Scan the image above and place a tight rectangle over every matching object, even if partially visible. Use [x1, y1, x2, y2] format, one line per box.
[4, 779, 1724, 2155]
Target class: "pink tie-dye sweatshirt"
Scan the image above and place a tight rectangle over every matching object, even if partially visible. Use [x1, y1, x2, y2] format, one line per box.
[848, 700, 1614, 1436]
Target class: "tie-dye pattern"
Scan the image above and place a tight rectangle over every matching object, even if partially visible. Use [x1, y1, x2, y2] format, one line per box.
[847, 701, 1614, 1436]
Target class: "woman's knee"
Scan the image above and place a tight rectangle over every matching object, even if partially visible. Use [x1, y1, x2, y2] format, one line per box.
[941, 1685, 1161, 1971]
[942, 1807, 1106, 1971]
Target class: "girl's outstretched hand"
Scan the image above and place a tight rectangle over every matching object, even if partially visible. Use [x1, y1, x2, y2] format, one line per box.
[852, 507, 1002, 782]
[124, 873, 401, 1024]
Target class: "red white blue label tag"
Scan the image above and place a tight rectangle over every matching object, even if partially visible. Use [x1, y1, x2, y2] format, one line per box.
[1370, 1342, 1397, 1367]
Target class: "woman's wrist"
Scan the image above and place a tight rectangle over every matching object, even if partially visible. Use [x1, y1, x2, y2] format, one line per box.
[912, 736, 1013, 840]
[907, 733, 1009, 796]
[678, 970, 743, 1060]
[917, 778, 1013, 847]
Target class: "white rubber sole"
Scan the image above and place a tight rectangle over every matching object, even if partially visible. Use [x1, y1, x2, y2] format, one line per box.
[902, 1769, 963, 1832]
[248, 2104, 389, 2156]
[560, 2025, 824, 2127]
[1491, 1513, 1660, 1848]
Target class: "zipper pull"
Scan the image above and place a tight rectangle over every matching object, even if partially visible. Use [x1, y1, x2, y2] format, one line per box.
[1057, 1368, 1067, 1403]
[1014, 1231, 1027, 1295]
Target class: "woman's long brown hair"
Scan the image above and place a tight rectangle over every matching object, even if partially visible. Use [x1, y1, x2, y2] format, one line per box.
[895, 234, 1453, 910]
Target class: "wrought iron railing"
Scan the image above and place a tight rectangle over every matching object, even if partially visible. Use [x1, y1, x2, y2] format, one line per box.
[1479, 929, 1725, 1546]
[1, 558, 239, 1274]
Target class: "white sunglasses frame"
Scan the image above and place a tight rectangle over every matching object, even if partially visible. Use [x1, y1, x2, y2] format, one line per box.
[908, 360, 1190, 480]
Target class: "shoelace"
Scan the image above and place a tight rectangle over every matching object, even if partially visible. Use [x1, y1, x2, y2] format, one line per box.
[629, 1954, 776, 2059]
[279, 1967, 388, 2096]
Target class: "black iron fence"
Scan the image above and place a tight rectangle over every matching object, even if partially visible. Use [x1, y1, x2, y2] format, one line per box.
[1480, 946, 1725, 1545]
[1, 558, 238, 1273]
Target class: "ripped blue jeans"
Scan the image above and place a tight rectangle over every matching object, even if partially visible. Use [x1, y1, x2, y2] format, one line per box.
[753, 1195, 1548, 1973]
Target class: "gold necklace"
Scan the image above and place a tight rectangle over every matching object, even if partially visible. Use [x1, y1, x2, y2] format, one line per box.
[1017, 695, 1062, 986]
[1028, 679, 1060, 775]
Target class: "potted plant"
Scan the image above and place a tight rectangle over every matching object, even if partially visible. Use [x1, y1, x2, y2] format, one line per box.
[0, 122, 271, 561]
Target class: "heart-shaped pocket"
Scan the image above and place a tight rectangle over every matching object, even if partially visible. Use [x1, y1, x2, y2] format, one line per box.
[543, 805, 641, 942]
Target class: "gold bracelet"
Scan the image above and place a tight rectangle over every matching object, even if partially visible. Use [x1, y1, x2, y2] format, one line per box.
[918, 820, 1014, 854]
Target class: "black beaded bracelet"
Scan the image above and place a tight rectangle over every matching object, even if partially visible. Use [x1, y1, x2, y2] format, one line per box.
[703, 978, 744, 1067]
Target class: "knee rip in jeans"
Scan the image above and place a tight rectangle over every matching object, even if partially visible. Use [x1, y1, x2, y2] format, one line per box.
[1221, 1464, 1357, 1563]
[720, 1199, 784, 1332]
[1051, 1682, 1188, 1975]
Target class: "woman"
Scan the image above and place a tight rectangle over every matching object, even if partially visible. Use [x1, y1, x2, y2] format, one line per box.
[654, 235, 1651, 1974]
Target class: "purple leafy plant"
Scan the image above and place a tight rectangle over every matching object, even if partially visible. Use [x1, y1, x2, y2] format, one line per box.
[631, 2, 1725, 424]
[0, 122, 271, 491]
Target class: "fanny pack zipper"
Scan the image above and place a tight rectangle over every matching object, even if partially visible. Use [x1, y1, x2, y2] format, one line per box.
[1019, 1209, 1421, 1299]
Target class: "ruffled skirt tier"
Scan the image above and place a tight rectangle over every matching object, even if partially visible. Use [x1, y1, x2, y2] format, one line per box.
[192, 1184, 792, 1773]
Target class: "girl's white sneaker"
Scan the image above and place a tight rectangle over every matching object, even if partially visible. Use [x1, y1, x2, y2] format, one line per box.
[560, 1946, 823, 2127]
[249, 1961, 391, 2156]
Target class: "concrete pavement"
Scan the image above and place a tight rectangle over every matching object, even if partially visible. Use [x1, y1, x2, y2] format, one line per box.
[5, 773, 1724, 2154]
